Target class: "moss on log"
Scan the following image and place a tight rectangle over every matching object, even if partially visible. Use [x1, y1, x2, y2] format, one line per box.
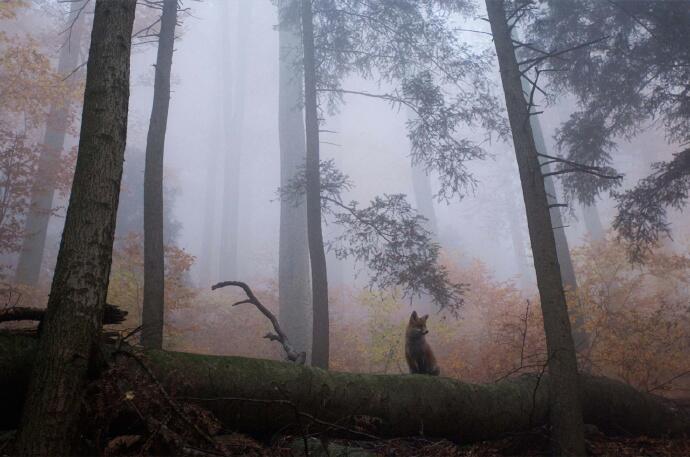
[0, 334, 687, 441]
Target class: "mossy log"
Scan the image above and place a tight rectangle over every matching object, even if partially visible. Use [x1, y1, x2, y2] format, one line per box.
[0, 334, 687, 442]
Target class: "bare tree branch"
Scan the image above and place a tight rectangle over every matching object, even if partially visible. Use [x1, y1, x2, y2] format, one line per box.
[211, 281, 306, 364]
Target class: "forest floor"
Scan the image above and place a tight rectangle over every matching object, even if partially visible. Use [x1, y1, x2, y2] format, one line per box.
[212, 429, 690, 457]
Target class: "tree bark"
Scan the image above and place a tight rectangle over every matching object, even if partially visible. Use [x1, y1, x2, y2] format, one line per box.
[485, 0, 586, 455]
[278, 0, 312, 359]
[1, 334, 688, 442]
[142, 0, 177, 350]
[14, 0, 87, 285]
[301, 0, 330, 369]
[13, 1, 136, 454]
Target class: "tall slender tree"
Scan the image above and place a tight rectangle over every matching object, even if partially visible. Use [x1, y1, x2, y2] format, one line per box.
[582, 202, 604, 241]
[15, 0, 136, 454]
[218, 0, 251, 280]
[485, 0, 585, 454]
[142, 0, 178, 349]
[301, 0, 329, 369]
[278, 0, 312, 358]
[15, 0, 86, 285]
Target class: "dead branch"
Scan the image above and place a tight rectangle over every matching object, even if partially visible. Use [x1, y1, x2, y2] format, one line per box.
[211, 281, 306, 365]
[542, 168, 622, 180]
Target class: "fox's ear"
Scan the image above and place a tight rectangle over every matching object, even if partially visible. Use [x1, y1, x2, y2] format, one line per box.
[421, 314, 429, 322]
[411, 311, 418, 321]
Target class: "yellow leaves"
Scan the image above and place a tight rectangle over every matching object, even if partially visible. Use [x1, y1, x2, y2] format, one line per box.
[106, 233, 198, 339]
[0, 38, 70, 127]
[0, 1, 26, 21]
[570, 234, 690, 394]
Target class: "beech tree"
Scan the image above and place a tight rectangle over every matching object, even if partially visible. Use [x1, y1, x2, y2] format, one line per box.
[142, 0, 178, 350]
[14, 0, 136, 454]
[277, 0, 312, 358]
[300, 0, 330, 368]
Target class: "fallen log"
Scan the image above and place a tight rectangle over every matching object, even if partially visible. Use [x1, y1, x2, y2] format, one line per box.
[0, 334, 687, 441]
[0, 303, 127, 326]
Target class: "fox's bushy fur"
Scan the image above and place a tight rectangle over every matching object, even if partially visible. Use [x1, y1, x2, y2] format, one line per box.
[405, 311, 440, 376]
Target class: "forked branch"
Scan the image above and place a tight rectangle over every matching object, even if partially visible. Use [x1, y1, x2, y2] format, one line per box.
[211, 281, 306, 364]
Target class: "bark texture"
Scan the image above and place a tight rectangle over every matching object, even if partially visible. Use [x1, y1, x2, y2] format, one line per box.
[13, 1, 136, 454]
[14, 0, 86, 285]
[301, 0, 330, 369]
[142, 0, 177, 350]
[278, 0, 312, 358]
[1, 334, 688, 442]
[486, 0, 586, 454]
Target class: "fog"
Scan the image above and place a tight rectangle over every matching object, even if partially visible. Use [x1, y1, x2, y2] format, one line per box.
[112, 0, 688, 293]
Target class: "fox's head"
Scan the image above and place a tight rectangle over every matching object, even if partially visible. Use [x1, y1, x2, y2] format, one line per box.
[407, 311, 429, 337]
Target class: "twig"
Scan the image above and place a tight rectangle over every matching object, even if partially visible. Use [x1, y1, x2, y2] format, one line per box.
[211, 281, 306, 364]
[647, 370, 690, 393]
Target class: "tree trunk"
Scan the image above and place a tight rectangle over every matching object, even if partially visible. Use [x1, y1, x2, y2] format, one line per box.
[410, 164, 438, 235]
[142, 0, 177, 350]
[14, 0, 86, 285]
[1, 335, 688, 442]
[485, 0, 586, 455]
[526, 93, 591, 351]
[218, 1, 250, 281]
[278, 0, 312, 359]
[13, 1, 136, 454]
[582, 202, 605, 242]
[301, 0, 330, 369]
[507, 188, 532, 290]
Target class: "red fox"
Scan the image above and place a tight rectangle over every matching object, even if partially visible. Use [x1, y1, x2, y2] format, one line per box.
[405, 311, 440, 376]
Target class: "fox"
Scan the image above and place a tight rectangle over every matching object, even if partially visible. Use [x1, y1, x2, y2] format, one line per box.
[405, 311, 440, 376]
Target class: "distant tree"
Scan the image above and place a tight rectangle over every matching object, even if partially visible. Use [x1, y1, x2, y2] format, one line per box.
[116, 147, 181, 244]
[0, 2, 79, 277]
[14, 0, 86, 286]
[528, 0, 690, 260]
[218, 0, 251, 281]
[142, 0, 178, 350]
[277, 0, 312, 359]
[14, 0, 136, 454]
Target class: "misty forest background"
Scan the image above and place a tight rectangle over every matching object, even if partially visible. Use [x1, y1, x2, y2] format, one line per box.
[2, 0, 690, 392]
[1, 0, 690, 454]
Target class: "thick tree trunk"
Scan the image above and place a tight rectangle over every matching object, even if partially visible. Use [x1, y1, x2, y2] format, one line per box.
[1, 335, 688, 442]
[485, 0, 586, 455]
[14, 0, 86, 285]
[301, 0, 330, 369]
[278, 0, 312, 359]
[142, 0, 177, 350]
[13, 1, 136, 454]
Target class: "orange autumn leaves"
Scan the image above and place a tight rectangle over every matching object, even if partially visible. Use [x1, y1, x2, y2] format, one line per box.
[120, 235, 689, 397]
